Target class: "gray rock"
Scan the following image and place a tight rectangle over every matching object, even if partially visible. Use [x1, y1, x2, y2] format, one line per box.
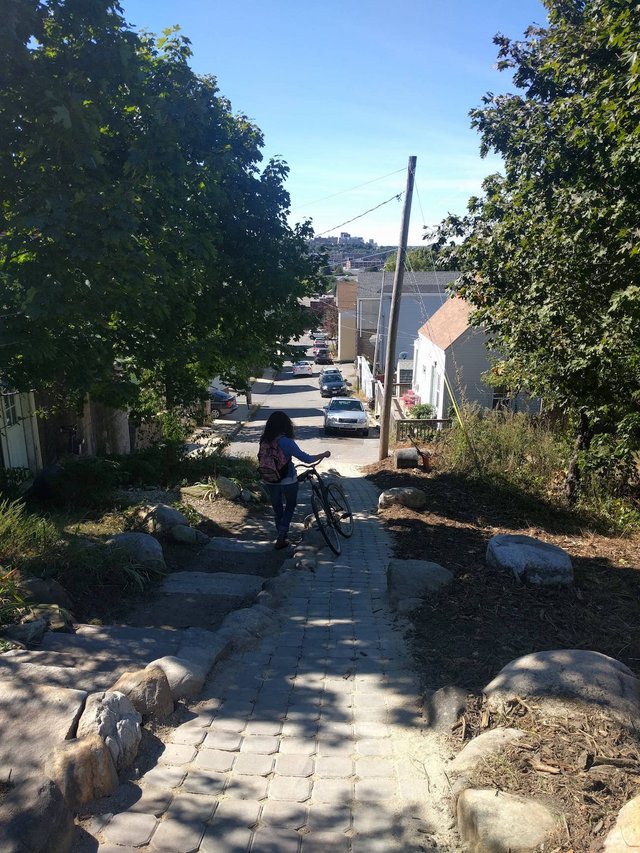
[457, 788, 560, 852]
[216, 475, 241, 500]
[0, 682, 87, 780]
[603, 793, 640, 851]
[147, 655, 207, 701]
[170, 524, 198, 545]
[110, 665, 174, 719]
[450, 728, 526, 776]
[106, 532, 166, 571]
[484, 649, 640, 727]
[240, 489, 254, 502]
[76, 691, 142, 770]
[218, 605, 278, 650]
[1, 617, 48, 645]
[486, 533, 573, 586]
[378, 487, 427, 511]
[139, 503, 189, 534]
[18, 575, 73, 610]
[393, 447, 420, 469]
[0, 775, 75, 853]
[423, 686, 468, 732]
[45, 734, 119, 807]
[387, 558, 453, 612]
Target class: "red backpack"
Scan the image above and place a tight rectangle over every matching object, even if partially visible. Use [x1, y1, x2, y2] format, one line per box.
[258, 438, 290, 483]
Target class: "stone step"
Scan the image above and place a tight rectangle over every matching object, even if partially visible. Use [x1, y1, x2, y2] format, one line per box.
[195, 538, 285, 577]
[161, 571, 264, 598]
[3, 649, 130, 671]
[39, 624, 183, 665]
[0, 658, 115, 692]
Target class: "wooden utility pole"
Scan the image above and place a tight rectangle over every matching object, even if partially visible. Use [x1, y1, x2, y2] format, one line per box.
[378, 156, 416, 461]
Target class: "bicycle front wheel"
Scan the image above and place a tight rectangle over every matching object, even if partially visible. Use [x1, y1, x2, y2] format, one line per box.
[311, 487, 341, 556]
[326, 483, 354, 538]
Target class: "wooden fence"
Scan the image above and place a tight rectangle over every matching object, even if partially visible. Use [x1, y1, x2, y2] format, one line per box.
[394, 418, 452, 442]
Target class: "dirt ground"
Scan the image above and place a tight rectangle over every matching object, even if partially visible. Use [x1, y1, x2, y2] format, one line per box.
[365, 458, 640, 851]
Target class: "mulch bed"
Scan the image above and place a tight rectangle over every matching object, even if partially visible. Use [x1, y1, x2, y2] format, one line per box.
[365, 459, 640, 852]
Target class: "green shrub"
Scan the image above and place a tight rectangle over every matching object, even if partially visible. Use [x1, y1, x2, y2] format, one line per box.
[45, 456, 123, 508]
[437, 404, 568, 496]
[408, 403, 436, 419]
[0, 499, 59, 567]
[0, 569, 26, 627]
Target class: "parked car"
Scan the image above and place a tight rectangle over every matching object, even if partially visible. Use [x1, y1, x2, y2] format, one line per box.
[309, 328, 324, 339]
[312, 339, 328, 354]
[209, 388, 237, 419]
[323, 398, 369, 436]
[318, 367, 343, 385]
[314, 349, 333, 365]
[291, 360, 314, 377]
[320, 374, 349, 397]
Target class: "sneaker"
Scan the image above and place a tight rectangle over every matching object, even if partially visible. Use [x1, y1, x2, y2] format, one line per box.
[274, 537, 290, 550]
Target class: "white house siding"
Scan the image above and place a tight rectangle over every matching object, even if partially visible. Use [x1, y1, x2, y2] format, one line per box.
[337, 310, 356, 362]
[444, 328, 493, 417]
[412, 335, 446, 414]
[0, 392, 43, 473]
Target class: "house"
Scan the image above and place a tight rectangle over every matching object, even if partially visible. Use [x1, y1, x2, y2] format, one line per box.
[354, 270, 460, 374]
[0, 390, 131, 475]
[335, 278, 357, 362]
[412, 296, 539, 418]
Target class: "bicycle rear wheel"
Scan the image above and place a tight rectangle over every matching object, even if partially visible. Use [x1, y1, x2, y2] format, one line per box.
[326, 483, 354, 538]
[311, 487, 341, 555]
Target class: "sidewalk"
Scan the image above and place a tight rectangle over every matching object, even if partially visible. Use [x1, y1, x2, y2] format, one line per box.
[78, 468, 457, 852]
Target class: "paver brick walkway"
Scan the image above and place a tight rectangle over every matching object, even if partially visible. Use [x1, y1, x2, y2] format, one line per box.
[86, 470, 456, 852]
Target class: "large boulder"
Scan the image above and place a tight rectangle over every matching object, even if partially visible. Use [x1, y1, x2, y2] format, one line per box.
[110, 665, 174, 719]
[423, 686, 468, 732]
[106, 532, 166, 571]
[138, 503, 189, 534]
[387, 558, 453, 613]
[486, 534, 573, 586]
[450, 728, 526, 776]
[45, 734, 119, 807]
[216, 476, 241, 501]
[457, 788, 560, 852]
[0, 775, 75, 853]
[1, 617, 48, 645]
[483, 649, 640, 727]
[146, 656, 207, 702]
[76, 691, 142, 770]
[378, 487, 427, 511]
[603, 794, 640, 851]
[170, 524, 209, 545]
[18, 574, 73, 610]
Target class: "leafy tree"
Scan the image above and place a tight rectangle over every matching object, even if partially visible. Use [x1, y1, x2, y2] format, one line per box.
[436, 0, 640, 498]
[0, 0, 320, 413]
[384, 246, 441, 272]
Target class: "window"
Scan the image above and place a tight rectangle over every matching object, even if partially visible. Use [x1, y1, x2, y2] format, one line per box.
[2, 394, 18, 427]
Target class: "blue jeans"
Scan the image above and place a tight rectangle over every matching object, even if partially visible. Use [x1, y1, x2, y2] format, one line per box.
[264, 481, 299, 538]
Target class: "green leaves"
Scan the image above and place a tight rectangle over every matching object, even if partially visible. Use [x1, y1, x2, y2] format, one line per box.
[0, 0, 320, 411]
[438, 0, 640, 478]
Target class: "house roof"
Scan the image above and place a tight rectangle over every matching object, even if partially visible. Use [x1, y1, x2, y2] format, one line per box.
[357, 270, 459, 299]
[418, 296, 473, 350]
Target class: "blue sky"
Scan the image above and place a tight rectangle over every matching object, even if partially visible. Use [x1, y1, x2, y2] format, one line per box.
[120, 0, 548, 246]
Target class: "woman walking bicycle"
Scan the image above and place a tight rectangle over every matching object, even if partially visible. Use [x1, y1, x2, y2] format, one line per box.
[258, 411, 330, 550]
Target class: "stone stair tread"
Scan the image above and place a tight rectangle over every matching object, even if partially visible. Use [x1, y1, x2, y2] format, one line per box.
[2, 649, 132, 671]
[40, 623, 183, 661]
[161, 571, 263, 598]
[203, 539, 274, 553]
[0, 659, 115, 692]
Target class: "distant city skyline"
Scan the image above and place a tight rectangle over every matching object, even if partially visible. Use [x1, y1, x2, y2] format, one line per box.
[120, 0, 548, 245]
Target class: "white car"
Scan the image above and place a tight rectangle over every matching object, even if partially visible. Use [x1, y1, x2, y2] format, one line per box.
[291, 360, 314, 377]
[324, 397, 369, 436]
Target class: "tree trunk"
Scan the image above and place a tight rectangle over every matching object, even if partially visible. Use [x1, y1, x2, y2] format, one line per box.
[565, 409, 591, 504]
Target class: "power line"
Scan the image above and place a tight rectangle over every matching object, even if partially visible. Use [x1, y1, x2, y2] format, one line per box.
[316, 193, 403, 238]
[291, 168, 406, 213]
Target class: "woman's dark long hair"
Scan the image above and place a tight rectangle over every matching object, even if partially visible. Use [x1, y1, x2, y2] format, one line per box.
[261, 411, 295, 443]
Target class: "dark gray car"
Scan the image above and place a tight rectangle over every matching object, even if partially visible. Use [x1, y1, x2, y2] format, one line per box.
[320, 375, 348, 397]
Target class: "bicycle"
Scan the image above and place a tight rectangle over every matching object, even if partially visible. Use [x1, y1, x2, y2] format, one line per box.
[297, 462, 354, 556]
